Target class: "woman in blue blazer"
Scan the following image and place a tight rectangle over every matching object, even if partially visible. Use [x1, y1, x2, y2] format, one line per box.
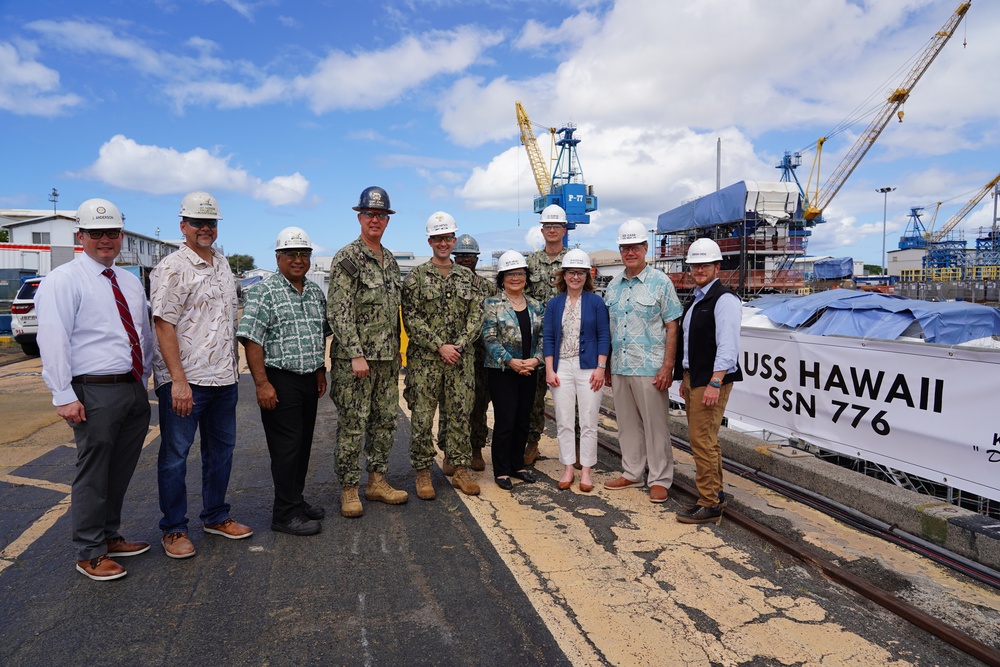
[542, 249, 610, 492]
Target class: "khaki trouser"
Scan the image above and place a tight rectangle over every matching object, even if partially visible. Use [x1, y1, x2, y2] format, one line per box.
[611, 374, 673, 488]
[682, 374, 733, 507]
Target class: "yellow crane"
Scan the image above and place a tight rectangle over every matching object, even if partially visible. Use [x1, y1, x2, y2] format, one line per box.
[803, 2, 971, 221]
[930, 170, 1000, 242]
[515, 101, 554, 196]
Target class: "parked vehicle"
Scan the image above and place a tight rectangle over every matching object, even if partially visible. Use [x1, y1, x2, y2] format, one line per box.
[11, 277, 42, 356]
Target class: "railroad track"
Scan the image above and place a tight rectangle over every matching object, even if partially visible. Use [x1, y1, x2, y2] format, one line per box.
[545, 406, 1000, 666]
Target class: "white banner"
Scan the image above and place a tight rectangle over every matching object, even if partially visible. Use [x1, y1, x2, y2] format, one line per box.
[672, 328, 1000, 503]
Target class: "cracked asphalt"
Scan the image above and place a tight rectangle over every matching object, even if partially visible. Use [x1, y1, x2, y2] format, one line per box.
[1, 355, 998, 666]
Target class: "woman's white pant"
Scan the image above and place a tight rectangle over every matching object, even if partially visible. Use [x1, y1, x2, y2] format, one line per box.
[550, 356, 601, 467]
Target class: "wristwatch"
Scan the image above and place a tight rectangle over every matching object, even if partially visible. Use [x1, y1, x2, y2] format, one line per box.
[708, 378, 722, 389]
[598, 363, 606, 369]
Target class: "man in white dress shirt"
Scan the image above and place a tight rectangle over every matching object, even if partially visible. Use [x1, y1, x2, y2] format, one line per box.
[36, 198, 154, 581]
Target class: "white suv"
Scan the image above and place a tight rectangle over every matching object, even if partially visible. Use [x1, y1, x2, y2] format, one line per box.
[11, 277, 42, 356]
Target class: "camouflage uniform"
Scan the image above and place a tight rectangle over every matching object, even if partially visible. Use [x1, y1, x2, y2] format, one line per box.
[402, 261, 483, 470]
[439, 272, 497, 452]
[525, 248, 568, 448]
[327, 237, 402, 487]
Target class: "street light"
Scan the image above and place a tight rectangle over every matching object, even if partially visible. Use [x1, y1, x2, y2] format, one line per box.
[876, 187, 896, 283]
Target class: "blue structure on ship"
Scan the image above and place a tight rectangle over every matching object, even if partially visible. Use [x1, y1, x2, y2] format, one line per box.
[533, 124, 598, 240]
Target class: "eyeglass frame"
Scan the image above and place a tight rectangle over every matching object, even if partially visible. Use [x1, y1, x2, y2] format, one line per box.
[618, 243, 647, 255]
[359, 210, 390, 222]
[278, 250, 312, 259]
[564, 269, 588, 277]
[82, 229, 122, 240]
[183, 218, 218, 229]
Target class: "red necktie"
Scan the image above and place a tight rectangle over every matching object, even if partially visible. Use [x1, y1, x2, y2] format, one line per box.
[102, 268, 143, 382]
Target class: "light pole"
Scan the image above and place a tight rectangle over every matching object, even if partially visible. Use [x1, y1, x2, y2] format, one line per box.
[876, 187, 896, 283]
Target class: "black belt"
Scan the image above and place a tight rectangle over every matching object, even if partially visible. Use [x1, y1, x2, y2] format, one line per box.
[72, 373, 136, 384]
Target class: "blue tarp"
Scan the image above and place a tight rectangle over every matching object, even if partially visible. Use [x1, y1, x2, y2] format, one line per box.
[813, 257, 853, 280]
[745, 289, 1000, 345]
[657, 181, 800, 233]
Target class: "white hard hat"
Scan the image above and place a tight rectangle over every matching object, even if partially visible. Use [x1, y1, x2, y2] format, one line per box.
[616, 220, 647, 245]
[179, 191, 222, 220]
[425, 211, 458, 236]
[76, 198, 124, 230]
[686, 238, 723, 264]
[561, 248, 591, 270]
[275, 226, 312, 251]
[540, 204, 567, 225]
[497, 250, 527, 272]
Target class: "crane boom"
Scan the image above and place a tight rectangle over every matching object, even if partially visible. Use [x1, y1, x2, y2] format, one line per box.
[931, 171, 1000, 242]
[515, 101, 551, 196]
[803, 1, 971, 221]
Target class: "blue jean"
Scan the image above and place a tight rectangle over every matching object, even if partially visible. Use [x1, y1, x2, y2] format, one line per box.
[156, 382, 238, 533]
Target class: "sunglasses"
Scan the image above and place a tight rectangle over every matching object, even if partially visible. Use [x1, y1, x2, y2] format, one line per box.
[430, 235, 456, 243]
[279, 250, 312, 259]
[84, 229, 122, 240]
[360, 211, 390, 221]
[185, 219, 218, 229]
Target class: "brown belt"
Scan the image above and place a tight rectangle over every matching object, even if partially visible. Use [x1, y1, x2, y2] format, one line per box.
[72, 373, 136, 384]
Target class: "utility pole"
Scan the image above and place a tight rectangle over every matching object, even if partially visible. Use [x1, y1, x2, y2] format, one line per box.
[877, 186, 896, 282]
[48, 188, 59, 215]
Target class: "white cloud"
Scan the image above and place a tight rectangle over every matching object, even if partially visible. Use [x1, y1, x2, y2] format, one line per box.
[0, 41, 82, 116]
[77, 135, 310, 206]
[514, 12, 602, 51]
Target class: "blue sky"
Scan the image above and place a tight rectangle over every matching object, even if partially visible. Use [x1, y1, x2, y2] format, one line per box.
[2, 0, 998, 270]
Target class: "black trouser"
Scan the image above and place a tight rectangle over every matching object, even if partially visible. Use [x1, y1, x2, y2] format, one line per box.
[487, 368, 537, 479]
[70, 380, 150, 560]
[260, 367, 319, 522]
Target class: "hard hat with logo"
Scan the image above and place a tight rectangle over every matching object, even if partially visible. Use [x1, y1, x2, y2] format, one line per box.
[179, 191, 222, 220]
[352, 186, 395, 215]
[453, 234, 480, 255]
[540, 204, 567, 225]
[76, 198, 125, 229]
[616, 220, 647, 245]
[425, 211, 458, 236]
[561, 248, 591, 270]
[686, 238, 723, 264]
[497, 250, 527, 272]
[275, 226, 313, 251]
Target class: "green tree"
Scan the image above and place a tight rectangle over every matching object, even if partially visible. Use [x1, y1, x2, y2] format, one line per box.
[228, 254, 255, 276]
[0, 227, 8, 242]
[863, 263, 883, 276]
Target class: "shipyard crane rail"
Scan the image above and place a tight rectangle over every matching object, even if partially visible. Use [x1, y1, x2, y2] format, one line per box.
[515, 101, 553, 196]
[803, 2, 971, 221]
[931, 170, 1000, 242]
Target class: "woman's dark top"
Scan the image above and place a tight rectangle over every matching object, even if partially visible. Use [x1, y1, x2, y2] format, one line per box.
[515, 308, 532, 361]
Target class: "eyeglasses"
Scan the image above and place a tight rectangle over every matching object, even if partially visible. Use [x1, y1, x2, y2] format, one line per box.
[504, 270, 526, 278]
[564, 269, 588, 277]
[430, 235, 456, 243]
[279, 250, 312, 259]
[619, 244, 646, 255]
[83, 229, 122, 240]
[541, 223, 564, 230]
[184, 219, 218, 229]
[689, 263, 716, 271]
[360, 211, 390, 222]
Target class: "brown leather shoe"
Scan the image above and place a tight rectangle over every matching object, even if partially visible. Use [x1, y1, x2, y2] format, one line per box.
[579, 481, 593, 493]
[106, 536, 150, 557]
[603, 476, 643, 490]
[470, 447, 486, 472]
[649, 485, 669, 503]
[203, 518, 253, 540]
[451, 467, 481, 496]
[162, 532, 196, 559]
[523, 442, 540, 466]
[441, 457, 456, 477]
[76, 554, 126, 581]
[415, 469, 436, 500]
[341, 486, 363, 518]
[366, 472, 409, 504]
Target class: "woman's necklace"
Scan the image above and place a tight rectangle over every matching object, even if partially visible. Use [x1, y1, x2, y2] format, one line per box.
[507, 291, 526, 308]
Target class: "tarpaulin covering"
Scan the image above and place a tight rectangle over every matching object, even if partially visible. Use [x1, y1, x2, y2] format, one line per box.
[813, 257, 853, 280]
[657, 181, 800, 233]
[745, 289, 1000, 346]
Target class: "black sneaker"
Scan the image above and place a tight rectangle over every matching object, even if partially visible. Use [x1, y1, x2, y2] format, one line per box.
[271, 516, 321, 536]
[303, 504, 326, 520]
[677, 505, 723, 525]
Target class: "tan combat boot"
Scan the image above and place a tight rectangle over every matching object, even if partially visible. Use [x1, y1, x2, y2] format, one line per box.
[523, 442, 540, 466]
[365, 472, 409, 504]
[452, 467, 481, 496]
[441, 456, 456, 476]
[415, 469, 436, 500]
[341, 486, 363, 518]
[471, 447, 486, 472]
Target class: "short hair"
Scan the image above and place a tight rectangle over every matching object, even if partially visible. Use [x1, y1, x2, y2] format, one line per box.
[553, 268, 594, 293]
[496, 266, 532, 289]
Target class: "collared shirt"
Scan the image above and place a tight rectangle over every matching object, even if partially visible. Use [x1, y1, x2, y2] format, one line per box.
[682, 278, 742, 374]
[237, 272, 330, 374]
[327, 237, 401, 361]
[36, 254, 154, 406]
[525, 248, 568, 307]
[604, 264, 682, 376]
[402, 261, 482, 360]
[150, 244, 239, 387]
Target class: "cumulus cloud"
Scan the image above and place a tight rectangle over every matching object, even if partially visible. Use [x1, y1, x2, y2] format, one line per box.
[0, 41, 82, 116]
[77, 135, 309, 206]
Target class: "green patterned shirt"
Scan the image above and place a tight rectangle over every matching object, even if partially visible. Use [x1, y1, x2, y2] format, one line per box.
[525, 248, 568, 308]
[402, 261, 483, 360]
[328, 237, 402, 361]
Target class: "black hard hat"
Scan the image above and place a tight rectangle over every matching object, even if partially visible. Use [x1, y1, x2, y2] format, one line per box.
[352, 186, 395, 215]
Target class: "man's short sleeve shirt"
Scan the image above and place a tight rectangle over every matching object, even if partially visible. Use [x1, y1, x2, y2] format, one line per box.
[604, 265, 682, 376]
[237, 272, 328, 373]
